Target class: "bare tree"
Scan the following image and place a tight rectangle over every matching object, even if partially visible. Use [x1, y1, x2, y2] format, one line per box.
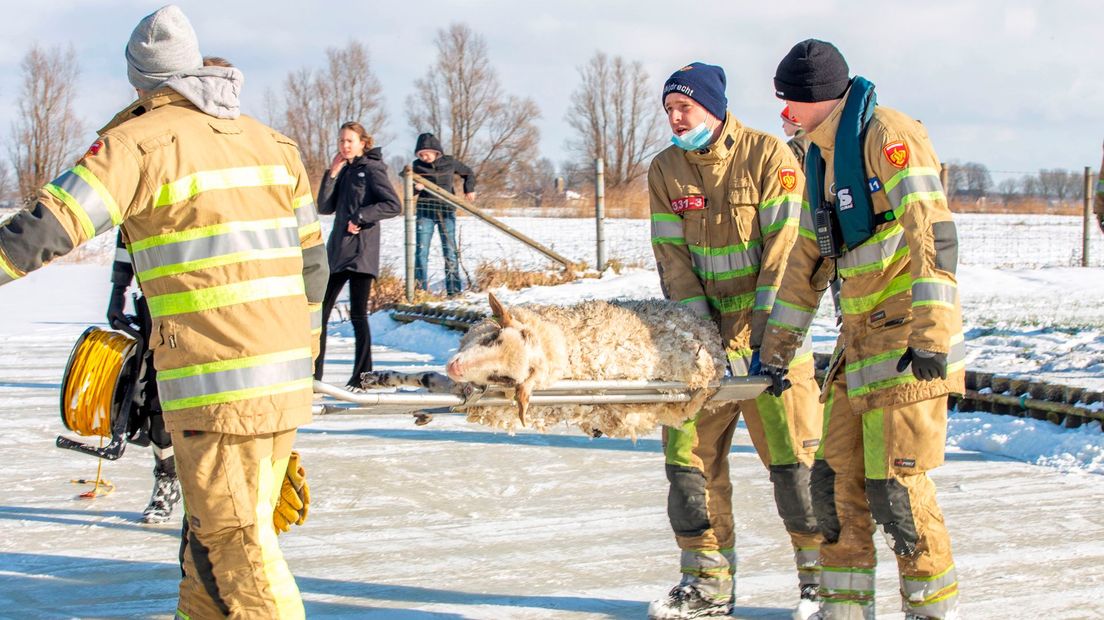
[8, 45, 84, 206]
[996, 177, 1020, 202]
[275, 41, 389, 181]
[565, 51, 664, 188]
[1038, 168, 1074, 202]
[406, 23, 541, 193]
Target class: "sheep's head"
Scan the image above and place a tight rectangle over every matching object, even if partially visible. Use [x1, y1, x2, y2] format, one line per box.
[445, 292, 543, 425]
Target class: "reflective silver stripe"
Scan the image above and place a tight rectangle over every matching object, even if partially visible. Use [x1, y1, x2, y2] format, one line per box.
[310, 305, 322, 331]
[681, 298, 710, 317]
[0, 271, 14, 286]
[651, 219, 685, 243]
[912, 279, 957, 307]
[794, 333, 814, 359]
[689, 244, 762, 279]
[886, 170, 944, 209]
[158, 355, 313, 404]
[52, 169, 117, 236]
[754, 286, 777, 312]
[769, 300, 816, 332]
[759, 195, 801, 233]
[115, 248, 132, 264]
[130, 224, 299, 276]
[727, 349, 752, 376]
[947, 333, 966, 366]
[837, 224, 905, 274]
[821, 566, 876, 596]
[846, 353, 909, 390]
[294, 199, 319, 227]
[799, 203, 816, 237]
[795, 548, 820, 586]
[901, 566, 958, 617]
[679, 549, 733, 600]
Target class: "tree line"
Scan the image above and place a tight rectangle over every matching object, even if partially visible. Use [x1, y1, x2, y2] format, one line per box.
[943, 161, 1097, 205]
[2, 25, 1095, 211]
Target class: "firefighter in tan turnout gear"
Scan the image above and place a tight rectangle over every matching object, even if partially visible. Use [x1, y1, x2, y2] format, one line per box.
[646, 62, 824, 620]
[0, 6, 326, 618]
[760, 39, 965, 620]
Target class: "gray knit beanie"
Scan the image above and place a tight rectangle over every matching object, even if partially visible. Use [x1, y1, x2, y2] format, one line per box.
[125, 5, 202, 91]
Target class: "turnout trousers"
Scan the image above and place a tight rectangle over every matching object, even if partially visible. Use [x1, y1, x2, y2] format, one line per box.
[662, 360, 823, 601]
[813, 370, 958, 619]
[172, 428, 303, 620]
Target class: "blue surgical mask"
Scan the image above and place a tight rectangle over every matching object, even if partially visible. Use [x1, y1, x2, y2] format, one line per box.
[671, 121, 713, 151]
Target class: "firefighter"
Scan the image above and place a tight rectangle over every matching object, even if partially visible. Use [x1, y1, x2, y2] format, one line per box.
[760, 39, 965, 620]
[646, 62, 824, 620]
[782, 105, 810, 167]
[0, 6, 327, 618]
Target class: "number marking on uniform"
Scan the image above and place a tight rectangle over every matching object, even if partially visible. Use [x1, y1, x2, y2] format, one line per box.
[670, 195, 705, 214]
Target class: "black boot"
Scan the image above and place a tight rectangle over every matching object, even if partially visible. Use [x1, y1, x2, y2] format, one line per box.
[142, 454, 181, 524]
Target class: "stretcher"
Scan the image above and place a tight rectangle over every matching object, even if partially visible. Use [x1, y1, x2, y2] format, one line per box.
[312, 376, 771, 418]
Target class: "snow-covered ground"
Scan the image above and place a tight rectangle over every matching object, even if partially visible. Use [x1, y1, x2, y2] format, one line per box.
[1, 212, 1103, 618]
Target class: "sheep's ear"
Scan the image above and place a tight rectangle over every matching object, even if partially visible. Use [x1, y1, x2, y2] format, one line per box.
[488, 292, 513, 327]
[515, 382, 531, 427]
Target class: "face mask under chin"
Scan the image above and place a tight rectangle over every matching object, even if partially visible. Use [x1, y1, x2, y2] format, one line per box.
[671, 121, 713, 151]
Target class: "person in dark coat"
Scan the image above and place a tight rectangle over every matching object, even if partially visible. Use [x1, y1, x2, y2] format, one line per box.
[411, 132, 476, 296]
[315, 121, 401, 387]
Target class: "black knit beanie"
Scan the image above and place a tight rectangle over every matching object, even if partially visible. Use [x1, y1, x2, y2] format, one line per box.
[415, 132, 444, 154]
[662, 62, 727, 121]
[773, 39, 851, 103]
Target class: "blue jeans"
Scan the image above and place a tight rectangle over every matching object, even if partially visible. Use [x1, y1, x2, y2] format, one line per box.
[414, 213, 461, 295]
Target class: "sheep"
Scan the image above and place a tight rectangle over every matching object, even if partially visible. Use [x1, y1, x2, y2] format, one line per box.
[361, 292, 729, 439]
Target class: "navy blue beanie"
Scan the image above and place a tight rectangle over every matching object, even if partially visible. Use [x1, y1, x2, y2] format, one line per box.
[662, 62, 727, 121]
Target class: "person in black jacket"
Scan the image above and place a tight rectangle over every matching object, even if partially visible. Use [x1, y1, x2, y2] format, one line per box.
[411, 132, 476, 296]
[315, 121, 401, 387]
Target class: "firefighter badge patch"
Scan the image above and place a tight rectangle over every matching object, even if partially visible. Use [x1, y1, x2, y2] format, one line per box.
[84, 140, 104, 158]
[779, 167, 797, 191]
[882, 141, 909, 168]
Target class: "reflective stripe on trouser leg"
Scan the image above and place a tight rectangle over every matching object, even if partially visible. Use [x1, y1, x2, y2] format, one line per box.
[863, 397, 958, 617]
[818, 372, 877, 616]
[172, 429, 304, 620]
[663, 403, 740, 599]
[741, 382, 823, 587]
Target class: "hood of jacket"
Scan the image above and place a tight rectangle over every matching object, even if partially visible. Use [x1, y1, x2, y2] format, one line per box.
[163, 66, 243, 119]
[415, 132, 444, 154]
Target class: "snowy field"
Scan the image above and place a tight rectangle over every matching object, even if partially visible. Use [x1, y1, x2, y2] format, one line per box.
[1, 213, 1103, 619]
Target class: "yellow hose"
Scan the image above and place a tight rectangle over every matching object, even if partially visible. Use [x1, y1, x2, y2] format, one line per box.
[61, 328, 134, 437]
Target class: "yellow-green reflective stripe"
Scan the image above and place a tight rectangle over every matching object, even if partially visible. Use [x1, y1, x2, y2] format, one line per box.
[789, 349, 814, 370]
[154, 165, 295, 208]
[138, 247, 302, 282]
[680, 296, 710, 317]
[309, 303, 322, 331]
[757, 392, 798, 465]
[689, 241, 763, 279]
[72, 165, 122, 225]
[837, 223, 906, 277]
[689, 239, 760, 256]
[754, 286, 778, 312]
[664, 415, 699, 467]
[840, 273, 912, 315]
[43, 183, 95, 239]
[159, 352, 312, 404]
[0, 250, 23, 281]
[147, 275, 305, 317]
[298, 221, 322, 240]
[912, 277, 957, 309]
[131, 217, 298, 253]
[863, 409, 887, 479]
[651, 214, 684, 243]
[292, 194, 313, 209]
[884, 167, 944, 212]
[161, 377, 312, 412]
[759, 193, 802, 233]
[158, 348, 311, 381]
[707, 292, 755, 313]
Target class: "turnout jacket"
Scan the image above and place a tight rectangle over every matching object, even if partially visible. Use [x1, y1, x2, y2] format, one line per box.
[649, 113, 808, 374]
[760, 87, 965, 412]
[0, 89, 328, 435]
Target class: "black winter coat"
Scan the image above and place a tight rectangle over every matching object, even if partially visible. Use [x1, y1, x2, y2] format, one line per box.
[412, 155, 476, 217]
[317, 147, 401, 276]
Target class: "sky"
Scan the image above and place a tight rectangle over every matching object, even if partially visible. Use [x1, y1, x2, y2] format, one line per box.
[0, 0, 1101, 184]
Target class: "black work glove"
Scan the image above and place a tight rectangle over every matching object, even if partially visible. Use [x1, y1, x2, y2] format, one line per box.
[760, 364, 791, 397]
[896, 347, 947, 381]
[106, 284, 128, 330]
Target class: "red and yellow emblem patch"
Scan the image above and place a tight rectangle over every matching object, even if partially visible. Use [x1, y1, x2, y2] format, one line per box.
[84, 140, 104, 158]
[779, 167, 797, 191]
[882, 141, 909, 168]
